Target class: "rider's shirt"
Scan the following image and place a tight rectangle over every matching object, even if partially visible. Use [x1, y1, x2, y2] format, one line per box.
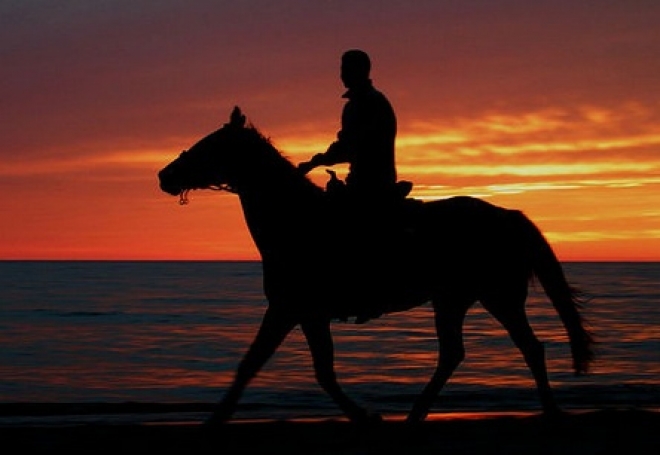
[317, 79, 397, 199]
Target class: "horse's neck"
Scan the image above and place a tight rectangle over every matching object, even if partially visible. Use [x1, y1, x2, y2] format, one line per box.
[238, 191, 272, 255]
[237, 179, 318, 261]
[232, 136, 323, 260]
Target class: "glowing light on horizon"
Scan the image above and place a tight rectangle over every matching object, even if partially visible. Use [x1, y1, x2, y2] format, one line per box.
[399, 161, 657, 177]
[547, 229, 660, 243]
[410, 177, 660, 201]
[5, 103, 658, 178]
[0, 147, 192, 177]
[4, 100, 659, 261]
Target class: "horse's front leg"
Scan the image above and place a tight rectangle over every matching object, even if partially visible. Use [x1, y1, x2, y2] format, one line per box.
[207, 307, 295, 424]
[301, 319, 381, 424]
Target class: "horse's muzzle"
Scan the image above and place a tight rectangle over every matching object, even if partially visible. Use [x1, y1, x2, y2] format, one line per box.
[158, 168, 182, 196]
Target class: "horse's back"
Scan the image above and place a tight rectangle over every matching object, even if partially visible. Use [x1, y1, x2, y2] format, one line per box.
[421, 195, 506, 220]
[413, 196, 513, 240]
[413, 196, 532, 283]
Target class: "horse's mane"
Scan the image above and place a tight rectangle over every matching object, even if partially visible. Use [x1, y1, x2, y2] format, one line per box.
[241, 124, 324, 196]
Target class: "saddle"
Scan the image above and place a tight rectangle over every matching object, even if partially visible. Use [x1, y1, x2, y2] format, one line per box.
[325, 169, 413, 200]
[323, 170, 421, 249]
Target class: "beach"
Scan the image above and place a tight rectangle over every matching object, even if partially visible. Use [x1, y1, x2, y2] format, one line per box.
[2, 408, 659, 454]
[2, 262, 659, 453]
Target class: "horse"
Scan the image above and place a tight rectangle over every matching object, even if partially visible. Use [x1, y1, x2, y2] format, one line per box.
[158, 106, 593, 424]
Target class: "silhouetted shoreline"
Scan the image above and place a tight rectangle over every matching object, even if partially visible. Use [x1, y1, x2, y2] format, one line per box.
[2, 408, 658, 454]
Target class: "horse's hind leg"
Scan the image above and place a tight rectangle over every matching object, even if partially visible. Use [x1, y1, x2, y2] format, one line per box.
[481, 292, 561, 415]
[407, 298, 472, 423]
[301, 318, 380, 424]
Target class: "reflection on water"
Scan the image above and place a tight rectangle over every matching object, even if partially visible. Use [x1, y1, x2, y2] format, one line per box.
[0, 261, 658, 418]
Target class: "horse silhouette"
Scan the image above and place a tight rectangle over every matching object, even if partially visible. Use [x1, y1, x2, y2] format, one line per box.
[158, 106, 593, 424]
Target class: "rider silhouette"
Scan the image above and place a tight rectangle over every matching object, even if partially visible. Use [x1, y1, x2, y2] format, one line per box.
[299, 50, 405, 323]
[298, 49, 398, 201]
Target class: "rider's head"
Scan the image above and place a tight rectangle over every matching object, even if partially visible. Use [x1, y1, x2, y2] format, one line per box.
[341, 49, 371, 89]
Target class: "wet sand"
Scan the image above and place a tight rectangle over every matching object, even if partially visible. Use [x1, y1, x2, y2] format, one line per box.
[2, 408, 659, 454]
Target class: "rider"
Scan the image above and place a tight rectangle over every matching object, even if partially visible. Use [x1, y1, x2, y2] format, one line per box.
[298, 49, 403, 323]
[298, 49, 398, 203]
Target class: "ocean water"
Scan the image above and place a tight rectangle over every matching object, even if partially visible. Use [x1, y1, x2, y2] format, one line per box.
[0, 261, 658, 421]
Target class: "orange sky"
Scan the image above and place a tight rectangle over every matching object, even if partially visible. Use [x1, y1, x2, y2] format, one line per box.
[1, 1, 659, 261]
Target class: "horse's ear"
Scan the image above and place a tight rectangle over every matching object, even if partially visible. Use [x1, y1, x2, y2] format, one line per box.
[229, 106, 246, 128]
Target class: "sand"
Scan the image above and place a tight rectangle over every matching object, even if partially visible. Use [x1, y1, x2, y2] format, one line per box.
[2, 408, 659, 454]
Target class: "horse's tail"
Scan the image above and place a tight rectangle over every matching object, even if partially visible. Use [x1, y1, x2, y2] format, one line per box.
[515, 211, 594, 375]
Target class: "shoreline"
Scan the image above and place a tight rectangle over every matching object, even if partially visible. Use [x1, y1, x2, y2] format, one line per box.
[1, 401, 658, 424]
[2, 401, 657, 426]
[2, 408, 659, 454]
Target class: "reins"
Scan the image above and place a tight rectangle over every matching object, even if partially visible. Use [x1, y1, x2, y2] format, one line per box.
[178, 184, 238, 205]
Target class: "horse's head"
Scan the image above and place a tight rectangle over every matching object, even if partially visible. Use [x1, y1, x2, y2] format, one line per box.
[160, 106, 322, 205]
[158, 106, 253, 203]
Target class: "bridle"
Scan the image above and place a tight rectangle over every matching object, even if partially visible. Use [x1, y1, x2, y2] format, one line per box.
[178, 183, 238, 205]
[173, 148, 240, 205]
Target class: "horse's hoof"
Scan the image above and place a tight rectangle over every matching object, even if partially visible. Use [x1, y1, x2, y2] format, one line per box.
[541, 406, 567, 424]
[405, 416, 422, 426]
[405, 409, 428, 425]
[366, 412, 383, 424]
[203, 400, 237, 427]
[203, 408, 233, 428]
[203, 414, 227, 427]
[351, 410, 383, 426]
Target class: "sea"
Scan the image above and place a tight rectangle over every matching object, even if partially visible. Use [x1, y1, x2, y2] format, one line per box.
[0, 261, 658, 424]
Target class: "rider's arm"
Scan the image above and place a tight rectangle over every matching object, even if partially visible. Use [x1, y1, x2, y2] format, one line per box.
[315, 139, 351, 165]
[298, 137, 351, 174]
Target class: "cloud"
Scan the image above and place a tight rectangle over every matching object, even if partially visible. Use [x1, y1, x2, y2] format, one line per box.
[389, 102, 660, 197]
[2, 1, 659, 259]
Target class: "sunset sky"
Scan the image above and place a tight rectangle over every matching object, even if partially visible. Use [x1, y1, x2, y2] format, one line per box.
[1, 1, 659, 261]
